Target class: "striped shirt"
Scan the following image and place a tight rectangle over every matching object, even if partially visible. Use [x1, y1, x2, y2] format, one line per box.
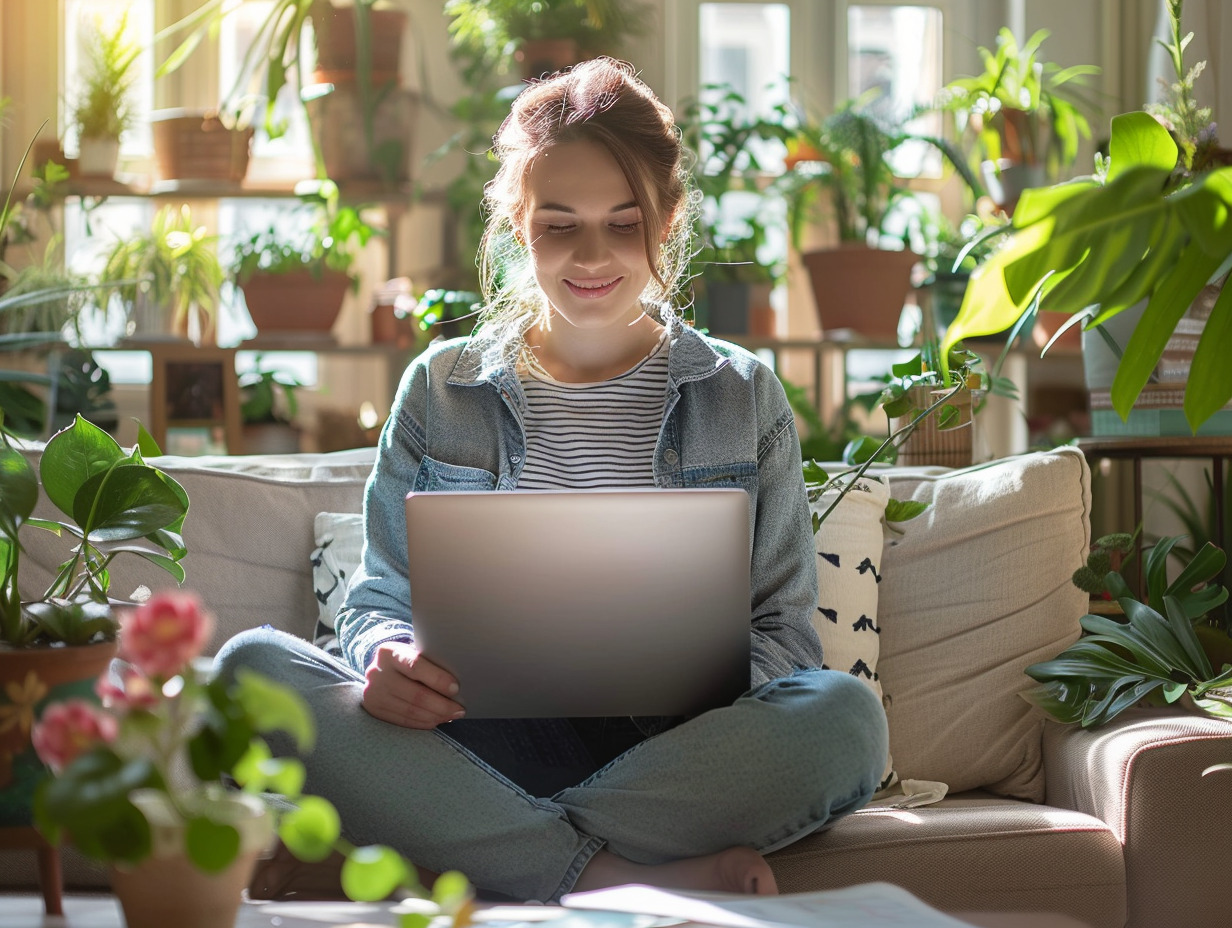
[517, 331, 670, 489]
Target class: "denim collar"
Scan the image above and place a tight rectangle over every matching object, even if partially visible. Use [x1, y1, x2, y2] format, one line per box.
[445, 313, 731, 392]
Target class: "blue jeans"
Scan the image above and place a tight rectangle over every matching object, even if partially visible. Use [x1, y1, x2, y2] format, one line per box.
[213, 627, 888, 902]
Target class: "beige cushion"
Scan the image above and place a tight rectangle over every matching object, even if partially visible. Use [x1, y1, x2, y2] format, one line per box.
[20, 448, 375, 653]
[767, 794, 1125, 928]
[874, 447, 1090, 801]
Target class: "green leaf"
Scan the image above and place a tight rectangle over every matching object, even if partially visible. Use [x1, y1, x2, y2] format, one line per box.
[0, 444, 39, 542]
[801, 460, 830, 486]
[185, 816, 241, 874]
[72, 464, 188, 543]
[1112, 244, 1223, 421]
[1161, 594, 1214, 678]
[233, 668, 316, 751]
[398, 914, 433, 928]
[279, 795, 341, 863]
[341, 845, 410, 902]
[229, 738, 273, 792]
[1185, 279, 1232, 430]
[1106, 111, 1179, 181]
[432, 870, 473, 912]
[884, 499, 928, 524]
[135, 421, 163, 458]
[40, 416, 125, 518]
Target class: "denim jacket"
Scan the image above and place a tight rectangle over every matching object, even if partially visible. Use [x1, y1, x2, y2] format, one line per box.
[335, 315, 822, 688]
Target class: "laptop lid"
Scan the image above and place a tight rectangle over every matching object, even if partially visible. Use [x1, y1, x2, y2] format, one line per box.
[404, 488, 751, 718]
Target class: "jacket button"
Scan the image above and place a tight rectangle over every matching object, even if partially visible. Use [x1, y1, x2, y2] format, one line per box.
[511, 453, 522, 464]
[664, 449, 678, 465]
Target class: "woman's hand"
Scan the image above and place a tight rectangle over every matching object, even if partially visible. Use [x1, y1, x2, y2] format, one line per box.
[361, 641, 466, 729]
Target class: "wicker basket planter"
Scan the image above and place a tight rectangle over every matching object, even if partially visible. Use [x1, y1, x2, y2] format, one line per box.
[890, 385, 981, 468]
[150, 109, 253, 184]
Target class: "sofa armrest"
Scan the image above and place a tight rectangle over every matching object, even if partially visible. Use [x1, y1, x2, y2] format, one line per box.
[1042, 708, 1232, 928]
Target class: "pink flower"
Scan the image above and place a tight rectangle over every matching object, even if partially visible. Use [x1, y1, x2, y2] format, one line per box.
[32, 699, 117, 772]
[95, 667, 159, 712]
[118, 591, 214, 680]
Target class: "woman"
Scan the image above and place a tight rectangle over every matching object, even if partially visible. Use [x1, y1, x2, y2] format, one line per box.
[216, 57, 887, 903]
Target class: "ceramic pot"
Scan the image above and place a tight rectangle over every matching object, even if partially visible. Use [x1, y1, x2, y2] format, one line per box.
[76, 137, 119, 178]
[516, 38, 581, 79]
[981, 159, 1046, 216]
[0, 640, 118, 827]
[801, 245, 918, 342]
[110, 790, 272, 928]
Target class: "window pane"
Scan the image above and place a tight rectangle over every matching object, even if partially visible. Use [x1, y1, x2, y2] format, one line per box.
[848, 4, 944, 176]
[63, 0, 154, 157]
[218, 1, 314, 178]
[699, 3, 791, 122]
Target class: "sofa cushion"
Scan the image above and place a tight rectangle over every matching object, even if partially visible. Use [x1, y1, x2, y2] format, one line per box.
[311, 511, 365, 653]
[873, 447, 1091, 802]
[809, 473, 896, 791]
[19, 448, 375, 654]
[766, 794, 1125, 928]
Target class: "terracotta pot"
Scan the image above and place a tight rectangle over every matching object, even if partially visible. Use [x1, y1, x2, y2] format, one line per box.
[110, 848, 260, 928]
[240, 269, 350, 337]
[310, 6, 406, 87]
[150, 110, 253, 184]
[890, 385, 980, 469]
[801, 245, 918, 342]
[110, 790, 272, 928]
[0, 640, 118, 827]
[516, 38, 581, 79]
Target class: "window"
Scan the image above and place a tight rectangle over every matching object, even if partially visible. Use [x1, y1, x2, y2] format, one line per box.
[61, 0, 155, 157]
[846, 4, 946, 177]
[217, 0, 314, 180]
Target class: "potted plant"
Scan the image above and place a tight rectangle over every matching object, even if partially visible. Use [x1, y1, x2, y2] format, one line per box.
[0, 413, 190, 854]
[935, 27, 1100, 213]
[1024, 535, 1232, 727]
[678, 83, 795, 336]
[444, 0, 650, 81]
[779, 97, 982, 341]
[148, 108, 254, 187]
[100, 204, 225, 347]
[158, 0, 417, 186]
[29, 589, 477, 927]
[238, 356, 302, 454]
[940, 0, 1232, 435]
[68, 10, 139, 178]
[229, 201, 376, 340]
[412, 287, 481, 343]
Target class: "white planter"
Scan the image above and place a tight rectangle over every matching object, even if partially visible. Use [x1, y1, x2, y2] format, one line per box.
[77, 136, 119, 178]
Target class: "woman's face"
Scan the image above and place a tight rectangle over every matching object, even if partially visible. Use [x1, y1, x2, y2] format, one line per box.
[521, 138, 657, 333]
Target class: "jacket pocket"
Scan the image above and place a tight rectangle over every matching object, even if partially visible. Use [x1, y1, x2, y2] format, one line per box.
[681, 461, 758, 495]
[414, 455, 498, 491]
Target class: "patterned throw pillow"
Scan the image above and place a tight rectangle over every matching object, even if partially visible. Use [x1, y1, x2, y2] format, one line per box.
[808, 473, 898, 792]
[310, 511, 365, 657]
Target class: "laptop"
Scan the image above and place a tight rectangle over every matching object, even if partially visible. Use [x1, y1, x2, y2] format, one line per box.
[404, 488, 751, 718]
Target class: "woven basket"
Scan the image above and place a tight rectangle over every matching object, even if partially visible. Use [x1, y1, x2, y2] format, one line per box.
[891, 385, 979, 468]
[151, 110, 253, 184]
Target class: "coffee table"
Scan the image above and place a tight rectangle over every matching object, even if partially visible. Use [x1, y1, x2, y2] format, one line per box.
[0, 894, 1093, 928]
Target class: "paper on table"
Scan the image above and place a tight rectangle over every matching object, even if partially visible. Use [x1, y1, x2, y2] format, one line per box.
[561, 882, 975, 928]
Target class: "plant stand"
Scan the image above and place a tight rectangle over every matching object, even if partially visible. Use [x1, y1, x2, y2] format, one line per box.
[0, 827, 61, 915]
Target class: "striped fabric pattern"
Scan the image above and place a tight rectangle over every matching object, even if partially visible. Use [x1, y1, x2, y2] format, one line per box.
[517, 334, 669, 489]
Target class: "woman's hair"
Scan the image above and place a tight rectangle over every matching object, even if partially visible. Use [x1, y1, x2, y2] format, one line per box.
[474, 57, 698, 347]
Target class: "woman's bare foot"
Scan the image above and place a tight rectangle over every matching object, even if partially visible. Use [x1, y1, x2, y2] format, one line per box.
[572, 847, 777, 896]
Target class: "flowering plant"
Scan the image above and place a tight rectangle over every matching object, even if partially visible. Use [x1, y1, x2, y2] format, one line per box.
[31, 590, 475, 919]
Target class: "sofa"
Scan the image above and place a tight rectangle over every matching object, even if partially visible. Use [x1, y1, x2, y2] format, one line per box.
[6, 443, 1231, 928]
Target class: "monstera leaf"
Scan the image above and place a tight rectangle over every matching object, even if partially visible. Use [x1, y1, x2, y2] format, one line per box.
[942, 112, 1232, 432]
